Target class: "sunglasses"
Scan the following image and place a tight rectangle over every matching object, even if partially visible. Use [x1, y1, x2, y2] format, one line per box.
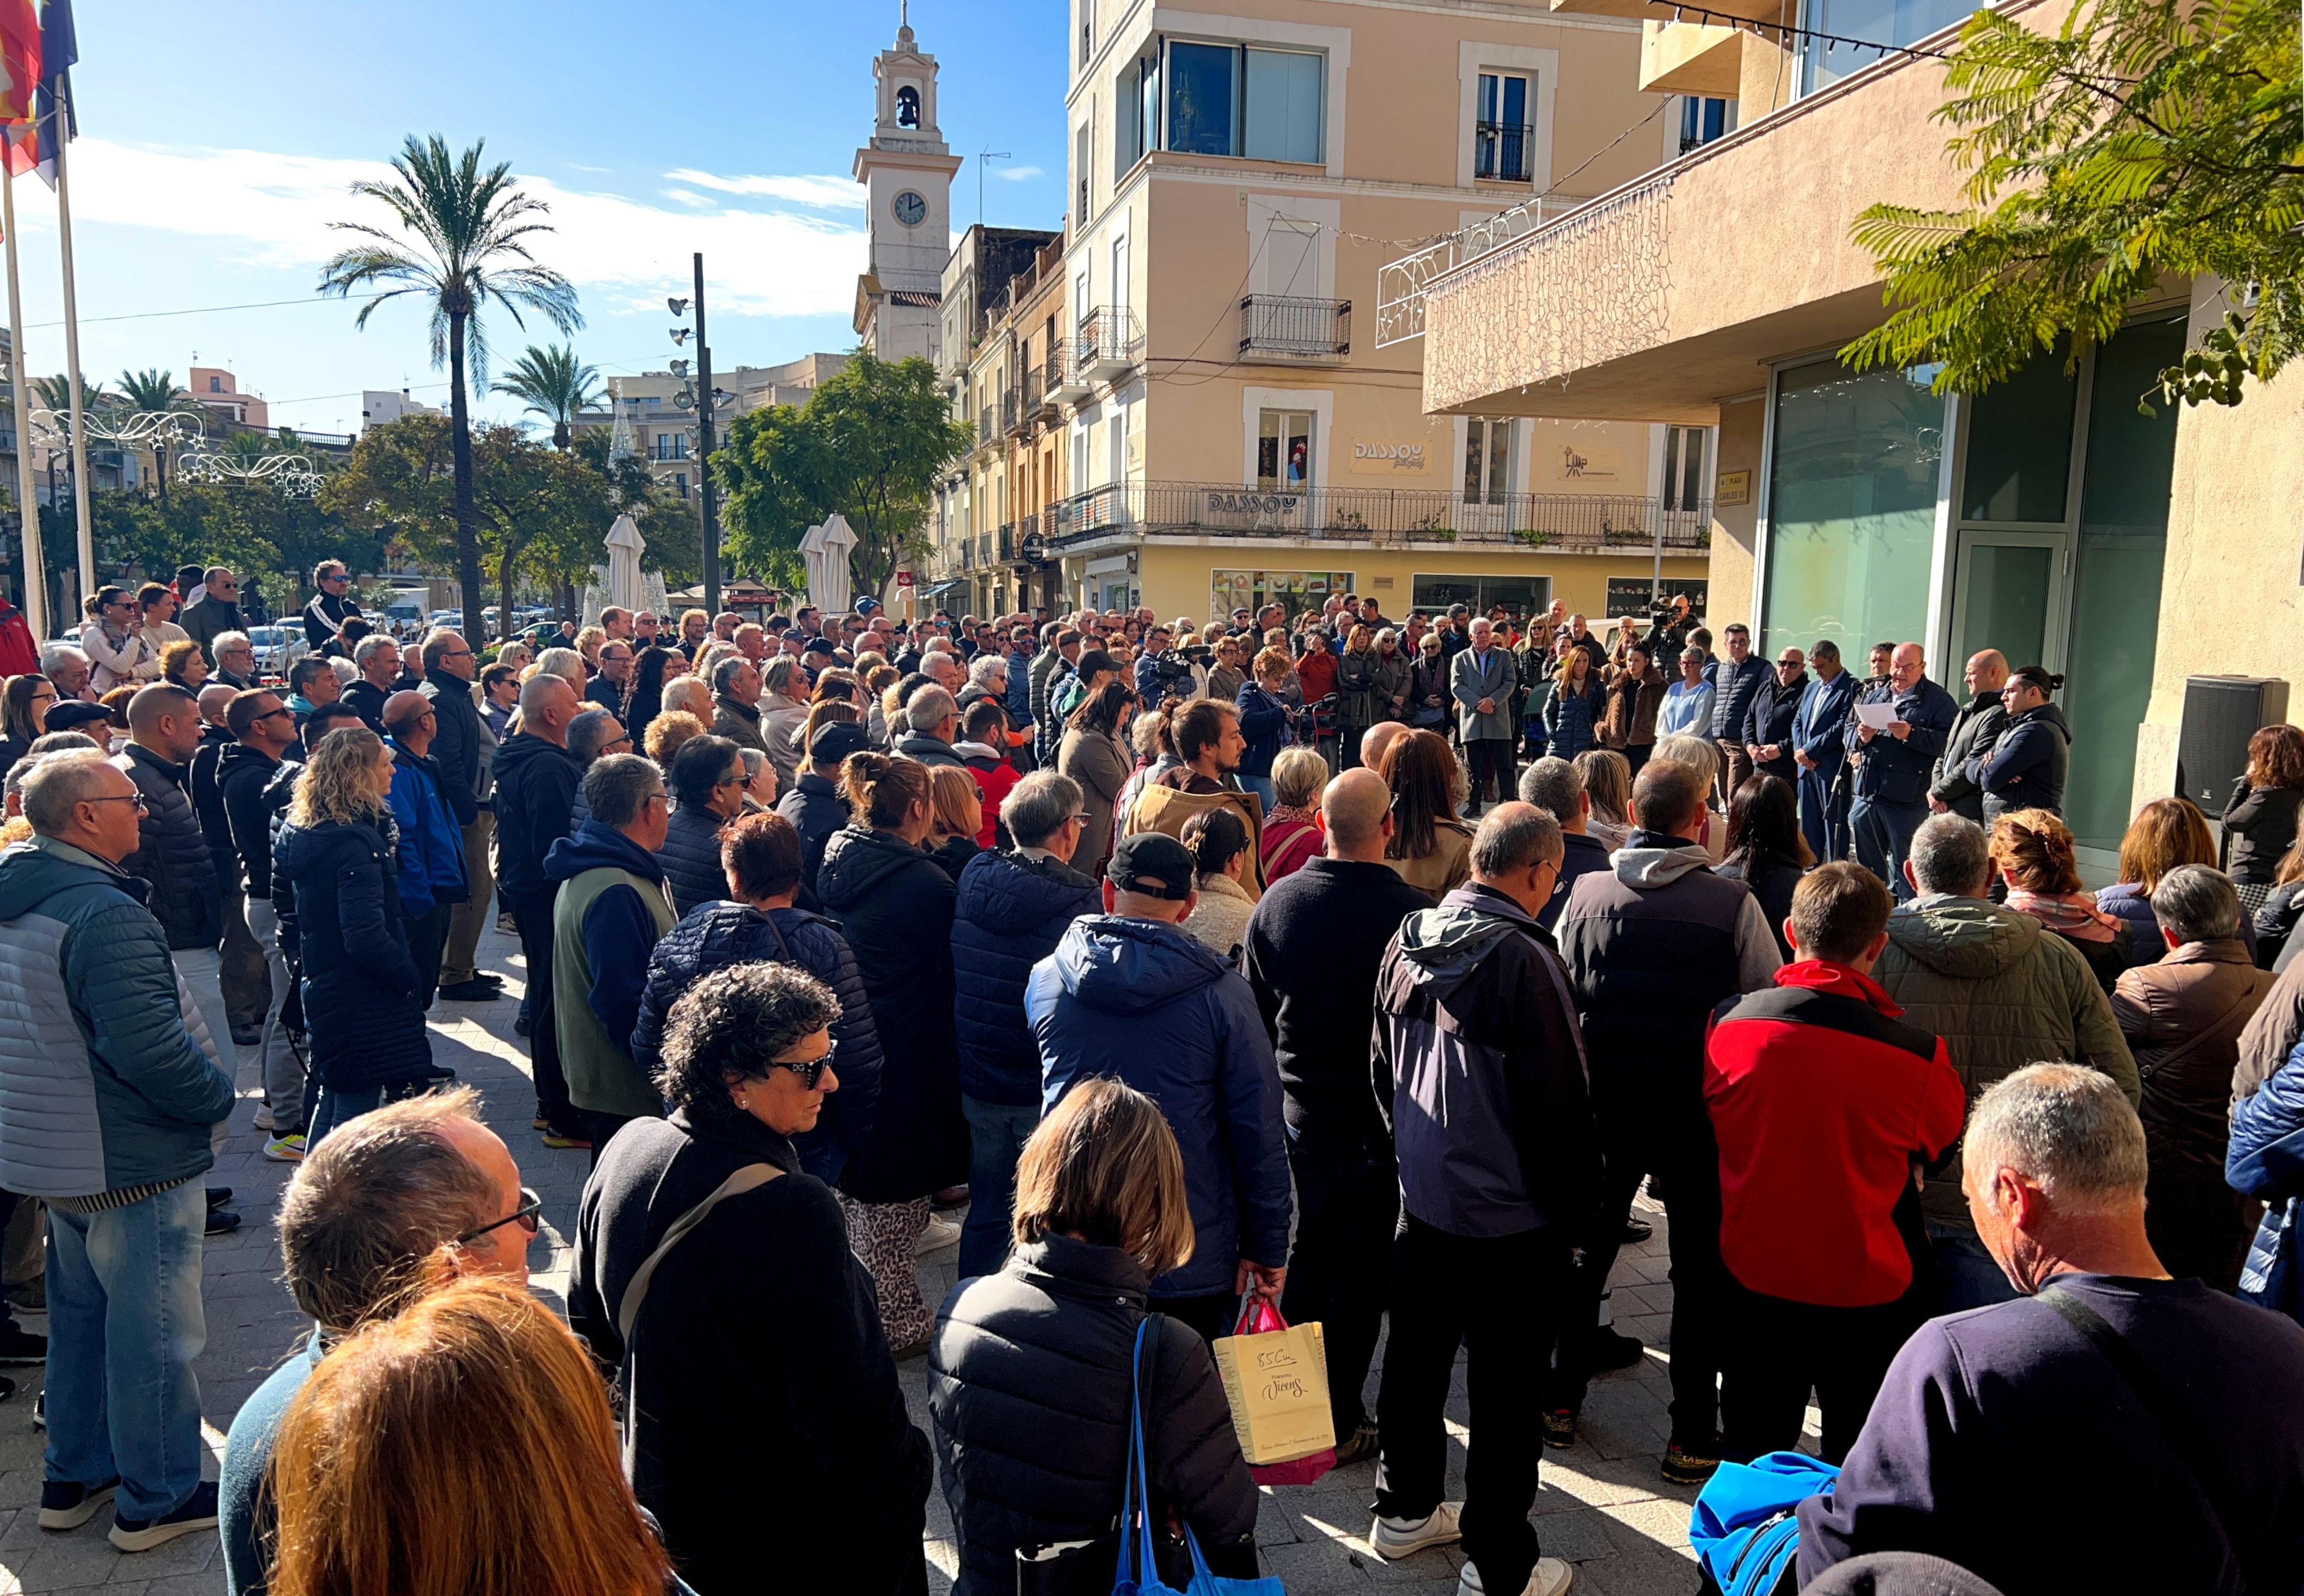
[772, 1037, 838, 1090]
[456, 1187, 543, 1246]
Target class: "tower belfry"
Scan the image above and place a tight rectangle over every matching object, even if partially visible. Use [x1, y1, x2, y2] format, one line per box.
[853, 11, 961, 361]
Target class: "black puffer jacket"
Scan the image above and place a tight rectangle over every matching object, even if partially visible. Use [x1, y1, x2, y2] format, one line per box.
[492, 732, 584, 899]
[816, 825, 969, 1201]
[189, 728, 239, 898]
[214, 744, 283, 898]
[115, 744, 223, 951]
[632, 902, 884, 1186]
[777, 772, 847, 911]
[951, 849, 1100, 1106]
[272, 815, 430, 1091]
[654, 802, 731, 917]
[930, 1235, 1260, 1596]
[419, 673, 485, 821]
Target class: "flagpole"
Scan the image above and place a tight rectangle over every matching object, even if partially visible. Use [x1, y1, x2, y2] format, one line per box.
[50, 80, 88, 595]
[2, 152, 44, 641]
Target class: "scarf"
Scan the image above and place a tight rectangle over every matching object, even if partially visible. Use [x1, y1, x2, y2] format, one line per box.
[2007, 888, 2121, 944]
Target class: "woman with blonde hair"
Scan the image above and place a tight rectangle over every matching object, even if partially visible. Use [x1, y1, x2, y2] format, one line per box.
[1260, 745, 1328, 884]
[1381, 728, 1474, 898]
[1574, 748, 1634, 850]
[1993, 808, 2131, 993]
[268, 1277, 680, 1596]
[1335, 623, 1380, 768]
[274, 725, 431, 1146]
[930, 1079, 1259, 1596]
[573, 624, 607, 670]
[926, 762, 984, 882]
[642, 709, 707, 767]
[2097, 796, 2258, 970]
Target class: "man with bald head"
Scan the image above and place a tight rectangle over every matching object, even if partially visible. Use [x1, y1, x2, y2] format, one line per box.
[381, 690, 469, 1006]
[1931, 648, 2011, 823]
[1849, 642, 1959, 902]
[1245, 765, 1434, 1460]
[492, 672, 592, 1146]
[1360, 718, 1407, 776]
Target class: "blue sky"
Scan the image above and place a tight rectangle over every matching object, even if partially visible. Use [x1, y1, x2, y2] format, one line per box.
[13, 1, 1068, 434]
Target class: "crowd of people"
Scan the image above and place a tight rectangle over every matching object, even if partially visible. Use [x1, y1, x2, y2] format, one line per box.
[0, 565, 2300, 1596]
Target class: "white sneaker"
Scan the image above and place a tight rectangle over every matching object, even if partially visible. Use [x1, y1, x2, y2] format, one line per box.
[1369, 1501, 1462, 1560]
[916, 1214, 963, 1255]
[251, 1105, 273, 1132]
[1459, 1558, 1573, 1596]
[262, 1134, 305, 1164]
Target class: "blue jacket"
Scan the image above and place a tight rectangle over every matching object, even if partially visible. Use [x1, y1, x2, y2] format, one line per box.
[1004, 648, 1035, 729]
[632, 901, 883, 1184]
[0, 836, 236, 1200]
[1029, 915, 1292, 1298]
[952, 849, 1100, 1106]
[385, 742, 468, 920]
[1969, 702, 2071, 820]
[1657, 678, 1716, 738]
[272, 816, 431, 1091]
[1792, 670, 1861, 776]
[2232, 1041, 2304, 1322]
[1235, 684, 1290, 779]
[544, 821, 668, 1064]
[1850, 676, 1960, 807]
[1540, 679, 1606, 759]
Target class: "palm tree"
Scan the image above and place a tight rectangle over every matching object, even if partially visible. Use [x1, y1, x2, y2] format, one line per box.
[320, 134, 581, 639]
[494, 342, 601, 449]
[116, 367, 198, 500]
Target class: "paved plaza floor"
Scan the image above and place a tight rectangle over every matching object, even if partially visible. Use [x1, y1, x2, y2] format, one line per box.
[0, 914, 1764, 1595]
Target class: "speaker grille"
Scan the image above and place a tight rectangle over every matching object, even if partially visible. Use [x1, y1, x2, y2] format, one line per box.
[2177, 676, 2290, 818]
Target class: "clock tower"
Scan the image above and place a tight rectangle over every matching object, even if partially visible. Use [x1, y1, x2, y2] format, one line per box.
[853, 12, 961, 362]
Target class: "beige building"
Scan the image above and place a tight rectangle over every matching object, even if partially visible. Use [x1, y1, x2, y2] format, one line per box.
[577, 354, 849, 500]
[190, 366, 268, 430]
[854, 20, 961, 362]
[1397, 0, 2303, 866]
[1019, 0, 1729, 625]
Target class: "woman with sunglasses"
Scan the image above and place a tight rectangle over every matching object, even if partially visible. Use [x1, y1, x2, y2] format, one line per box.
[0, 672, 57, 784]
[78, 586, 161, 693]
[574, 959, 930, 1596]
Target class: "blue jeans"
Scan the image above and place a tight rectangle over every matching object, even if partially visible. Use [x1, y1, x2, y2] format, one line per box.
[45, 1180, 209, 1520]
[305, 1077, 428, 1149]
[1850, 795, 1927, 900]
[1242, 775, 1276, 811]
[958, 1096, 1042, 1281]
[1927, 1221, 2018, 1312]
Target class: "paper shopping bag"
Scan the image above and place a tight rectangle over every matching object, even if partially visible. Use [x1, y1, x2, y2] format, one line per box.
[1212, 1300, 1336, 1467]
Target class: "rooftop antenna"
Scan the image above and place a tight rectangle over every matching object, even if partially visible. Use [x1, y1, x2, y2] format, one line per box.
[979, 148, 1009, 227]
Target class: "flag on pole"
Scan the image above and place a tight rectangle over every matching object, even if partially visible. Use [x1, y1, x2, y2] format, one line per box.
[26, 0, 73, 189]
[0, 0, 38, 126]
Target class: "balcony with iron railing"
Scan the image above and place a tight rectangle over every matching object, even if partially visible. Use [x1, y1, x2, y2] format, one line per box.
[1239, 296, 1352, 362]
[1046, 480, 1713, 552]
[1047, 342, 1090, 404]
[1475, 121, 1535, 182]
[1074, 307, 1144, 384]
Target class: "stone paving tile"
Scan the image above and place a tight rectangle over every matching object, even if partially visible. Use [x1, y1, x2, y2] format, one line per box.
[0, 919, 1747, 1595]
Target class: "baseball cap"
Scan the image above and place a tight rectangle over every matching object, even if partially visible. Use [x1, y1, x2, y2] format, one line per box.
[1107, 832, 1196, 901]
[809, 720, 868, 763]
[802, 637, 839, 659]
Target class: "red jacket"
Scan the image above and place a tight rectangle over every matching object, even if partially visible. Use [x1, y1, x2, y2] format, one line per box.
[0, 603, 37, 678]
[962, 748, 1022, 847]
[1704, 960, 1965, 1308]
[1294, 649, 1337, 703]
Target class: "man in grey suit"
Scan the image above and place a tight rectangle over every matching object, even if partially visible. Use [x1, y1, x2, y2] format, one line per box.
[1451, 617, 1519, 814]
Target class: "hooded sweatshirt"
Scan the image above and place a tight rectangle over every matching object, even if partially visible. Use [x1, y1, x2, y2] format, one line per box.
[1375, 883, 1600, 1238]
[1029, 914, 1291, 1298]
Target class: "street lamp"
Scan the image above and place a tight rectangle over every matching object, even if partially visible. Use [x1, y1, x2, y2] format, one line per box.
[670, 255, 723, 618]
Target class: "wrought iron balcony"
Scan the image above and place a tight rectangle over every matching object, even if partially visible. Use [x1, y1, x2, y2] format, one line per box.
[1476, 120, 1535, 182]
[1239, 296, 1352, 362]
[1046, 480, 1713, 552]
[1047, 343, 1091, 404]
[1075, 307, 1143, 384]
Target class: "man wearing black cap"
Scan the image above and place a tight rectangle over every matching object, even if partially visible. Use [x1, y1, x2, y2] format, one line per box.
[1028, 830, 1292, 1341]
[777, 718, 867, 911]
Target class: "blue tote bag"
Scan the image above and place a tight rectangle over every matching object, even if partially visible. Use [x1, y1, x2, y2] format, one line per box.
[1112, 1319, 1286, 1596]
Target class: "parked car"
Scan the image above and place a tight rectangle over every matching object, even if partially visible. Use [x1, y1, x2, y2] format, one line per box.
[245, 625, 307, 682]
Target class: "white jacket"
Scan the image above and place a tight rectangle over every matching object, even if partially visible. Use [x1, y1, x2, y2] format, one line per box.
[78, 620, 160, 692]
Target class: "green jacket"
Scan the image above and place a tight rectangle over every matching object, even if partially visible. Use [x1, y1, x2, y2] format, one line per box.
[1874, 893, 2140, 1229]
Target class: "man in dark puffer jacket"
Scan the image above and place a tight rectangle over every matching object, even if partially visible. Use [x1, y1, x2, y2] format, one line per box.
[950, 771, 1100, 1277]
[654, 735, 746, 916]
[115, 684, 232, 1066]
[632, 810, 882, 1186]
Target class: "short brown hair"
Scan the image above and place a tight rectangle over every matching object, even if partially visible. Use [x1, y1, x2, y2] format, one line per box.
[276, 1087, 496, 1330]
[1991, 808, 2084, 896]
[268, 1278, 673, 1596]
[1013, 1079, 1195, 1276]
[1789, 861, 1891, 964]
[1630, 758, 1708, 841]
[720, 810, 802, 900]
[2116, 796, 2215, 893]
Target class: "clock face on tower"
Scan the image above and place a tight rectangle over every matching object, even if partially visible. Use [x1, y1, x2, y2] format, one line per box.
[892, 190, 928, 226]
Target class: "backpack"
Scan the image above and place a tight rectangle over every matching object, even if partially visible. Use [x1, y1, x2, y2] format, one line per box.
[1689, 1451, 1839, 1596]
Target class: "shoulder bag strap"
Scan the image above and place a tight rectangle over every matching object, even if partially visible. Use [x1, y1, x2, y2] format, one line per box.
[616, 1161, 784, 1345]
[2134, 984, 2260, 1084]
[2037, 1284, 2259, 1594]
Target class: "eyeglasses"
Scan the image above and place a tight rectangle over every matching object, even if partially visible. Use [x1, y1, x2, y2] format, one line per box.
[771, 1037, 838, 1090]
[256, 706, 294, 723]
[455, 1187, 543, 1246]
[438, 647, 473, 660]
[87, 793, 148, 812]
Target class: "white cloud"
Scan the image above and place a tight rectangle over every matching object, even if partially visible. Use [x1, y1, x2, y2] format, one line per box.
[661, 169, 866, 209]
[660, 189, 712, 209]
[58, 139, 867, 320]
[993, 165, 1044, 182]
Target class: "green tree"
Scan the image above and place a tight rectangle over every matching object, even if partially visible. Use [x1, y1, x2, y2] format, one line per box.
[1844, 0, 2303, 407]
[493, 342, 602, 448]
[114, 368, 200, 501]
[715, 350, 971, 601]
[320, 134, 582, 642]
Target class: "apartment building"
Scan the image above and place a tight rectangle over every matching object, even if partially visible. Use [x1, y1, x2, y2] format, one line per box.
[1396, 0, 2304, 864]
[1024, 0, 1724, 624]
[578, 354, 850, 500]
